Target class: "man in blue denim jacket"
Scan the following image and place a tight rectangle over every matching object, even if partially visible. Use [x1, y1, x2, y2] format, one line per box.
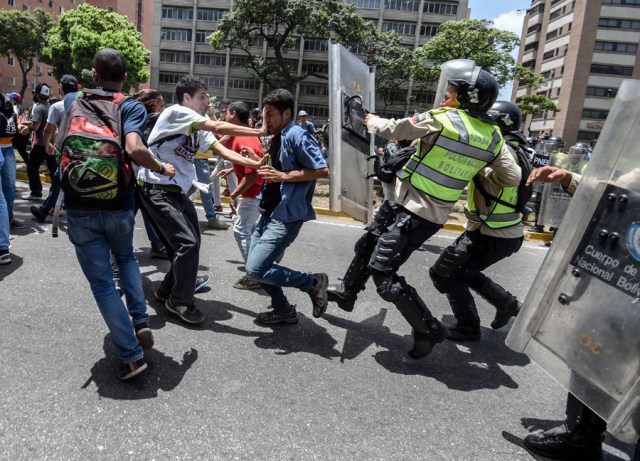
[245, 89, 330, 324]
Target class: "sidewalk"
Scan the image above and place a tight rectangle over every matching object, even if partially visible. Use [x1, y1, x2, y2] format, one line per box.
[16, 171, 553, 243]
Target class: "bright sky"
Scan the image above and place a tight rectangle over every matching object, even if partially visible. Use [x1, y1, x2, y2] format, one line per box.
[468, 0, 532, 99]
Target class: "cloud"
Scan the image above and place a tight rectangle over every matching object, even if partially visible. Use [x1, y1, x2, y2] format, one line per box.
[492, 10, 526, 36]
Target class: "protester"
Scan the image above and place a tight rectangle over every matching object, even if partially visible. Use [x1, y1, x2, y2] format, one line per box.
[24, 84, 55, 201]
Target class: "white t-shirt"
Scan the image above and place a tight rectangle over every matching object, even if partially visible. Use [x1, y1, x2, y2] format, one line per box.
[138, 105, 212, 193]
[47, 100, 65, 127]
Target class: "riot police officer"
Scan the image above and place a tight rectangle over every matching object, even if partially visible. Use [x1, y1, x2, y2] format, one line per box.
[327, 59, 521, 359]
[428, 101, 527, 341]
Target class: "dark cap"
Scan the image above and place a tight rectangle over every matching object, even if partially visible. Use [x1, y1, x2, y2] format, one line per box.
[60, 74, 78, 93]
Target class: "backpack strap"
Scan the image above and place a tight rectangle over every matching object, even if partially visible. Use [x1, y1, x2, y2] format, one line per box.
[472, 177, 521, 212]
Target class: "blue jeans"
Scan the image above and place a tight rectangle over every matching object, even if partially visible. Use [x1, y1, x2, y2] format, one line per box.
[0, 148, 9, 250]
[193, 158, 217, 220]
[67, 207, 148, 364]
[0, 146, 16, 220]
[245, 215, 314, 313]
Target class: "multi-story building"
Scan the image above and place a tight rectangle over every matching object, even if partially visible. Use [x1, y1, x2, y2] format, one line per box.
[513, 0, 640, 146]
[0, 0, 152, 106]
[151, 0, 469, 126]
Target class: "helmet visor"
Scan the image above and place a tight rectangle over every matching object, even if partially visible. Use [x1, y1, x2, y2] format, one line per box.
[441, 59, 481, 87]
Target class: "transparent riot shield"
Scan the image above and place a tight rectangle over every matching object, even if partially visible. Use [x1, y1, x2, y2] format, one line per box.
[328, 42, 375, 222]
[507, 79, 640, 444]
[539, 151, 573, 229]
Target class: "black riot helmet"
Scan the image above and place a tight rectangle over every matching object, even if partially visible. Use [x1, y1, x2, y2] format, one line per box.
[548, 135, 564, 148]
[441, 59, 499, 112]
[488, 101, 522, 134]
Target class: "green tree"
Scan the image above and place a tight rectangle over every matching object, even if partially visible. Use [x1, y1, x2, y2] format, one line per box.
[40, 3, 149, 92]
[0, 8, 53, 98]
[209, 0, 378, 92]
[414, 19, 560, 123]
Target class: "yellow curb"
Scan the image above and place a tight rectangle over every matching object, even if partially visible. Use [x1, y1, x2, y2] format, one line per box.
[17, 175, 553, 242]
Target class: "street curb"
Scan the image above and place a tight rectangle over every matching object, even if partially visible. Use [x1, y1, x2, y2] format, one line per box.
[17, 173, 552, 243]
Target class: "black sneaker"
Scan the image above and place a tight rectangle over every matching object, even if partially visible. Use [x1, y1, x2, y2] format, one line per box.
[309, 273, 329, 318]
[491, 300, 521, 329]
[257, 306, 298, 325]
[10, 218, 26, 229]
[154, 285, 171, 303]
[149, 248, 169, 260]
[446, 323, 481, 342]
[165, 299, 205, 324]
[523, 425, 604, 461]
[0, 249, 11, 265]
[327, 282, 357, 312]
[134, 322, 154, 349]
[194, 274, 210, 294]
[30, 205, 48, 223]
[118, 357, 148, 380]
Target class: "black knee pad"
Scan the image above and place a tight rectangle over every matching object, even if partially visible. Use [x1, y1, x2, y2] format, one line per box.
[376, 280, 403, 302]
[369, 226, 403, 273]
[429, 267, 449, 294]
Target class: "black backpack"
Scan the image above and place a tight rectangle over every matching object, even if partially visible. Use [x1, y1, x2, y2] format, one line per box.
[375, 145, 416, 183]
[0, 98, 17, 138]
[473, 133, 533, 214]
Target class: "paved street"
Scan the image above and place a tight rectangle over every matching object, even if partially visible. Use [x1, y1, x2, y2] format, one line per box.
[0, 181, 635, 460]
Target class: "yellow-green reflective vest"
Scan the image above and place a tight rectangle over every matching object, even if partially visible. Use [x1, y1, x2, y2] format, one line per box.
[464, 165, 523, 229]
[401, 108, 504, 203]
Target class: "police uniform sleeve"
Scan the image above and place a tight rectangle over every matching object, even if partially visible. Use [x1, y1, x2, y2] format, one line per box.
[485, 144, 521, 188]
[366, 113, 441, 142]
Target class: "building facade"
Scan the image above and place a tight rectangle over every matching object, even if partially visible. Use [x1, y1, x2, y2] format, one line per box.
[513, 0, 640, 145]
[151, 0, 469, 126]
[0, 0, 152, 107]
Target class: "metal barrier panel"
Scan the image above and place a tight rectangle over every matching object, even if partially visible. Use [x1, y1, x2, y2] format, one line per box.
[506, 79, 640, 443]
[328, 42, 375, 223]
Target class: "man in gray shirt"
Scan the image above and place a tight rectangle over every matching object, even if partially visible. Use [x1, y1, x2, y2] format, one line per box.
[24, 84, 55, 200]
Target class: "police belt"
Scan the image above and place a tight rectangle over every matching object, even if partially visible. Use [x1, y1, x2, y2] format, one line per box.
[137, 179, 182, 194]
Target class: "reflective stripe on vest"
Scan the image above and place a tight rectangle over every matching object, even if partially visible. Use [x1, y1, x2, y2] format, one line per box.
[401, 108, 503, 203]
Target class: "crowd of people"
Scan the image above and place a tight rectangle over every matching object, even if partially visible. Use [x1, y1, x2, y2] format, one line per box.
[0, 47, 624, 460]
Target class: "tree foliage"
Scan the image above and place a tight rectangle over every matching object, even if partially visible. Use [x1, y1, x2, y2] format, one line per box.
[41, 4, 149, 91]
[209, 0, 377, 92]
[0, 9, 53, 97]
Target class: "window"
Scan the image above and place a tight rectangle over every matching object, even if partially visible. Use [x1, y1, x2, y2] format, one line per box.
[546, 28, 559, 40]
[160, 92, 175, 106]
[523, 59, 537, 69]
[7, 76, 15, 86]
[577, 131, 600, 141]
[414, 93, 435, 105]
[197, 8, 226, 21]
[8, 0, 15, 6]
[383, 21, 416, 35]
[107, 7, 113, 12]
[59, 6, 64, 12]
[48, 0, 53, 7]
[158, 72, 183, 84]
[423, 2, 458, 15]
[228, 78, 259, 90]
[160, 51, 191, 64]
[7, 57, 14, 66]
[196, 75, 225, 88]
[598, 18, 640, 29]
[549, 8, 563, 20]
[590, 64, 633, 76]
[527, 24, 542, 34]
[302, 105, 329, 118]
[302, 61, 329, 74]
[162, 7, 194, 20]
[586, 86, 618, 97]
[530, 3, 545, 14]
[247, 37, 264, 48]
[524, 41, 539, 51]
[230, 56, 249, 67]
[161, 28, 192, 42]
[582, 108, 609, 120]
[420, 23, 439, 37]
[602, 0, 640, 4]
[341, 0, 380, 8]
[543, 50, 556, 60]
[299, 83, 329, 96]
[194, 53, 226, 66]
[385, 0, 420, 11]
[304, 39, 329, 52]
[594, 41, 638, 53]
[195, 30, 211, 43]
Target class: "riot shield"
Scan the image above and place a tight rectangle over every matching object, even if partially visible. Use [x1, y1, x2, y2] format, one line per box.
[507, 79, 640, 444]
[328, 42, 375, 222]
[539, 151, 573, 229]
